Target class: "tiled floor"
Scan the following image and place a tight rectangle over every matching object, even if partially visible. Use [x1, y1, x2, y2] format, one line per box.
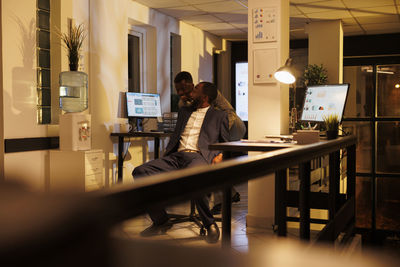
[112, 182, 301, 253]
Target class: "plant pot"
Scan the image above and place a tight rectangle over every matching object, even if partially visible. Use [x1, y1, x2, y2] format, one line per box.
[326, 130, 338, 140]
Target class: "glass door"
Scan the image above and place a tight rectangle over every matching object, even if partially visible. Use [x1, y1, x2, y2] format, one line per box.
[343, 64, 400, 233]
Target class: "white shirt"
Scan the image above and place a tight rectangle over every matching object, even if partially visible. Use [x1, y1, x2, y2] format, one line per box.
[178, 106, 210, 152]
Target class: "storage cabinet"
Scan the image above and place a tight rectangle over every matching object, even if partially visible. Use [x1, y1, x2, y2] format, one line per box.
[50, 149, 104, 192]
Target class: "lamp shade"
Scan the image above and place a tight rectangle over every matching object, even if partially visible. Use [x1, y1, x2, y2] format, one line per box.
[274, 58, 296, 84]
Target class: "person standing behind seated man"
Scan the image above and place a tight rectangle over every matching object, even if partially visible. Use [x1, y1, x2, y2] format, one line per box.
[175, 71, 246, 141]
[174, 71, 245, 212]
[132, 81, 230, 243]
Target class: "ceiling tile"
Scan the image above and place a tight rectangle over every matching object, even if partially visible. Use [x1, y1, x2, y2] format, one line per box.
[307, 10, 354, 20]
[295, 1, 346, 14]
[135, 0, 188, 9]
[181, 14, 222, 25]
[156, 6, 205, 19]
[342, 25, 363, 35]
[290, 5, 303, 16]
[356, 14, 400, 25]
[291, 0, 323, 3]
[363, 22, 400, 34]
[133, 0, 400, 39]
[194, 0, 246, 12]
[230, 22, 247, 28]
[207, 28, 247, 39]
[351, 5, 398, 17]
[341, 17, 357, 26]
[342, 0, 394, 9]
[290, 16, 312, 25]
[196, 22, 236, 31]
[214, 12, 247, 22]
[182, 0, 218, 4]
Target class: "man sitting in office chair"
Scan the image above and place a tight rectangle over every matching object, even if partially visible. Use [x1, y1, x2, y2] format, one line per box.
[132, 81, 229, 243]
[174, 71, 245, 213]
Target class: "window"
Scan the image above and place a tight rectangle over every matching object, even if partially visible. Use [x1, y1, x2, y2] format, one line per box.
[128, 28, 146, 92]
[37, 0, 51, 124]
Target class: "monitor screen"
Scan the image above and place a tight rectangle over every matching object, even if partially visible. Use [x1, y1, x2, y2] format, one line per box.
[235, 62, 248, 121]
[300, 84, 349, 122]
[126, 92, 162, 118]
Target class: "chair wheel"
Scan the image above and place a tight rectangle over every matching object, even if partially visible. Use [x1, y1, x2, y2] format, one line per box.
[200, 227, 206, 236]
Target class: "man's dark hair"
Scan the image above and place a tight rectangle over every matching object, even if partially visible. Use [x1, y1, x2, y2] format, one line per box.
[174, 71, 193, 83]
[198, 82, 218, 104]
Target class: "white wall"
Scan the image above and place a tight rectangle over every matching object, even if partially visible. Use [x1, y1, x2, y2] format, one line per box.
[1, 0, 223, 190]
[1, 0, 88, 191]
[90, 0, 223, 185]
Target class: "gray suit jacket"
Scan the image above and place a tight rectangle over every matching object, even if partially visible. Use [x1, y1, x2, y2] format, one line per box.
[164, 106, 230, 164]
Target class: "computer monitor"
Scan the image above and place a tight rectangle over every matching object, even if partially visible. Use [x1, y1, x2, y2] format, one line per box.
[126, 92, 162, 131]
[300, 84, 349, 123]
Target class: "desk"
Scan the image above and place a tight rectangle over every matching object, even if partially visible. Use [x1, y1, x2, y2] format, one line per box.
[209, 140, 295, 152]
[111, 132, 172, 183]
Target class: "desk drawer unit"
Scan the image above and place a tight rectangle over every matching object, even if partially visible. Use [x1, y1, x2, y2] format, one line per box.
[50, 149, 104, 192]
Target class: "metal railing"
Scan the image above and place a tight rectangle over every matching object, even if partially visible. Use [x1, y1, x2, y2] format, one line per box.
[97, 136, 357, 247]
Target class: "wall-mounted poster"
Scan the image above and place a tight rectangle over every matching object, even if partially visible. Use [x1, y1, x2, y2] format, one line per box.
[252, 7, 278, 43]
[253, 49, 277, 84]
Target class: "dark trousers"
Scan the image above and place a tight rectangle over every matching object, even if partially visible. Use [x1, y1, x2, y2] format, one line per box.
[132, 151, 215, 227]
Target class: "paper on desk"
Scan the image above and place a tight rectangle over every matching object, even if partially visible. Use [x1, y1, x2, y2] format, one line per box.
[240, 139, 293, 144]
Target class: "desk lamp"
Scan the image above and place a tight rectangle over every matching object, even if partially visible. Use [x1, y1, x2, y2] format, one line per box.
[274, 58, 296, 84]
[274, 58, 297, 133]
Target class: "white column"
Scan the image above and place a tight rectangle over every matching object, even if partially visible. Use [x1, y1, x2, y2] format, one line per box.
[306, 20, 343, 84]
[247, 0, 290, 228]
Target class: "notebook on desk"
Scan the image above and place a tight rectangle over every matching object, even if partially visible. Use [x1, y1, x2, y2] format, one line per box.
[240, 139, 294, 144]
[264, 134, 293, 141]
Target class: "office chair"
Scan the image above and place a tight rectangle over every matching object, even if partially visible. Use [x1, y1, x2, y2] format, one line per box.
[168, 199, 222, 236]
[167, 151, 245, 236]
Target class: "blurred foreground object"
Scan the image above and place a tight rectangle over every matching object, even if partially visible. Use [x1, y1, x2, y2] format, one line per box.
[0, 181, 398, 267]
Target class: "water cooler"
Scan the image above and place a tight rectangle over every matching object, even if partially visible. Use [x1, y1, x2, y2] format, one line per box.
[59, 113, 91, 151]
[58, 70, 91, 151]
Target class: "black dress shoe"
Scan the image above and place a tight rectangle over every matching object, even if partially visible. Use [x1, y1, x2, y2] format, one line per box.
[140, 220, 172, 237]
[205, 223, 220, 243]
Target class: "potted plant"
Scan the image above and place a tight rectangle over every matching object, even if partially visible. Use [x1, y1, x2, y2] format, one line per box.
[60, 23, 86, 71]
[58, 22, 88, 113]
[303, 64, 328, 86]
[323, 114, 339, 140]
